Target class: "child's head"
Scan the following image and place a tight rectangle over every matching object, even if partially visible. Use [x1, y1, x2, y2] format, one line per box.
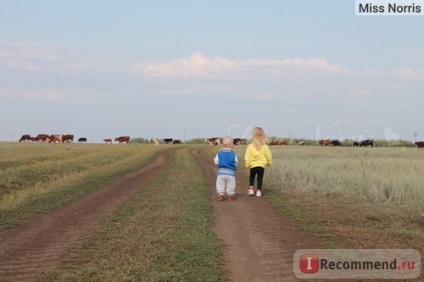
[251, 127, 267, 149]
[222, 136, 234, 148]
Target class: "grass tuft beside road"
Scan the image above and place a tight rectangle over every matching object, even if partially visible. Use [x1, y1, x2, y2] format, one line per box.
[42, 147, 227, 281]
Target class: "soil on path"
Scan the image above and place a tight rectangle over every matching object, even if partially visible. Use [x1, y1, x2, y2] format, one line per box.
[0, 152, 171, 282]
[193, 149, 321, 282]
[1, 148, 327, 282]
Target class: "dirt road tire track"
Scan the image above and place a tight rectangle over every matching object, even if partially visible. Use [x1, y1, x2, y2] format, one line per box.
[192, 148, 323, 282]
[0, 152, 171, 282]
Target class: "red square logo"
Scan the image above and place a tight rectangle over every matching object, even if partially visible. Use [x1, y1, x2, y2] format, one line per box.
[300, 254, 319, 273]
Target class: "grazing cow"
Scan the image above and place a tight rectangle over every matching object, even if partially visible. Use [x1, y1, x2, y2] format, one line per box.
[206, 137, 221, 146]
[332, 139, 343, 146]
[318, 139, 333, 146]
[270, 139, 289, 145]
[35, 134, 49, 142]
[115, 136, 130, 144]
[353, 141, 360, 147]
[163, 138, 173, 144]
[150, 138, 159, 146]
[104, 139, 112, 143]
[62, 134, 74, 143]
[78, 137, 87, 142]
[360, 139, 374, 147]
[19, 134, 31, 142]
[234, 138, 247, 145]
[48, 135, 62, 143]
[415, 141, 424, 148]
[172, 139, 182, 144]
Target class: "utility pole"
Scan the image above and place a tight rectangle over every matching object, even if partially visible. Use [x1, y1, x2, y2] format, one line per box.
[413, 131, 418, 142]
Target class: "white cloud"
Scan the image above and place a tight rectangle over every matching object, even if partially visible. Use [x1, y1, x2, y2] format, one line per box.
[137, 52, 345, 78]
[139, 52, 239, 77]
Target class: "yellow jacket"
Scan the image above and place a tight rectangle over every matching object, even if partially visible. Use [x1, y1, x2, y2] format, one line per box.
[244, 143, 272, 168]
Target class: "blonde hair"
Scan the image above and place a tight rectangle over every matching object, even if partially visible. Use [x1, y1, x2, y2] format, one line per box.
[251, 127, 267, 150]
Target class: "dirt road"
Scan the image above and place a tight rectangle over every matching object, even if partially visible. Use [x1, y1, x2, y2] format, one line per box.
[0, 153, 171, 281]
[193, 149, 320, 281]
[0, 148, 321, 281]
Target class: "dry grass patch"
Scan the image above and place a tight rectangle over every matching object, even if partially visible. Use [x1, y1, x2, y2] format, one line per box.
[234, 145, 424, 257]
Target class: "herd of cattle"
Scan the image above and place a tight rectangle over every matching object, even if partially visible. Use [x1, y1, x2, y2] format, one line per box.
[16, 134, 424, 148]
[317, 139, 373, 147]
[19, 134, 79, 143]
[18, 134, 131, 144]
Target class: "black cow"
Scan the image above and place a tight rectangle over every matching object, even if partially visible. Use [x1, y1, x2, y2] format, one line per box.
[360, 139, 374, 147]
[332, 139, 343, 146]
[353, 141, 360, 147]
[163, 138, 173, 144]
[78, 137, 87, 142]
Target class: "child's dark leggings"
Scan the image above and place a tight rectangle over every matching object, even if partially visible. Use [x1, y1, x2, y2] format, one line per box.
[249, 166, 265, 189]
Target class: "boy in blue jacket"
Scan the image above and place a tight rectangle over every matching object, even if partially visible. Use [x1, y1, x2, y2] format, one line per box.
[214, 136, 239, 201]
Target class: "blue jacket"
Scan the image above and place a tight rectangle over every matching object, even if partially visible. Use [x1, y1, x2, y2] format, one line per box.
[214, 149, 238, 176]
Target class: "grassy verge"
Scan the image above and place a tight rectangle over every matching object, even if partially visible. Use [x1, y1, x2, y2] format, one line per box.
[0, 143, 170, 228]
[42, 146, 227, 281]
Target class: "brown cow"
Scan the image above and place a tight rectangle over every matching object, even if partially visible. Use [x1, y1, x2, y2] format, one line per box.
[415, 141, 424, 148]
[318, 139, 333, 146]
[206, 137, 220, 146]
[48, 135, 62, 143]
[104, 138, 112, 143]
[234, 138, 247, 145]
[19, 134, 31, 142]
[115, 136, 130, 144]
[270, 139, 289, 145]
[62, 134, 74, 143]
[35, 134, 49, 142]
[172, 139, 182, 144]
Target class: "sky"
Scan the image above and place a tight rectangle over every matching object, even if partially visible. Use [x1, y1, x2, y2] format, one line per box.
[1, 1, 423, 142]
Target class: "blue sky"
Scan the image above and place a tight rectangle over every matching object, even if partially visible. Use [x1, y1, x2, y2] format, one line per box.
[1, 1, 423, 142]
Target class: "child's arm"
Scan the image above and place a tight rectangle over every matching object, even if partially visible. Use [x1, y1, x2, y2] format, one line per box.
[214, 154, 219, 165]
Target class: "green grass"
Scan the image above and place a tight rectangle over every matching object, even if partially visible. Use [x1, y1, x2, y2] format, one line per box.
[0, 142, 171, 227]
[41, 147, 227, 281]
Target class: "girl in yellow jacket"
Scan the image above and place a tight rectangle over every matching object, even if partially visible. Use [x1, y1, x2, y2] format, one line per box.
[244, 127, 272, 197]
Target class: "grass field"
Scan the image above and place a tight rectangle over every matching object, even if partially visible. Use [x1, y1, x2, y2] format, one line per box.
[0, 142, 170, 227]
[1, 142, 423, 280]
[233, 145, 424, 254]
[42, 146, 226, 281]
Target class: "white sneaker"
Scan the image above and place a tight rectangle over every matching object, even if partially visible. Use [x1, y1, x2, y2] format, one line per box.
[256, 190, 262, 197]
[248, 188, 255, 196]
